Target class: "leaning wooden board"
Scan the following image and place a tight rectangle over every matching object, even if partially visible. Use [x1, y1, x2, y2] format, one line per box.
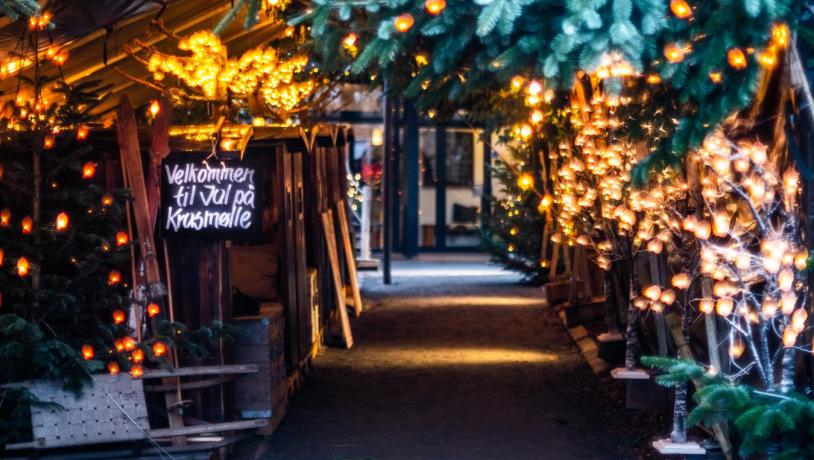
[321, 209, 353, 348]
[116, 94, 186, 447]
[335, 202, 363, 316]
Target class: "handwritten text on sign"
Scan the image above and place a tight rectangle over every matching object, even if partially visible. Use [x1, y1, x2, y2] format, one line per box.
[161, 158, 263, 238]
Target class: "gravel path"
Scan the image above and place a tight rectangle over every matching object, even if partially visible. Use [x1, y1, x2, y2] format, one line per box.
[239, 256, 644, 460]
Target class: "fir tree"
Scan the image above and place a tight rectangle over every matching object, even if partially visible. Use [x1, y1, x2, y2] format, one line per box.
[482, 140, 551, 284]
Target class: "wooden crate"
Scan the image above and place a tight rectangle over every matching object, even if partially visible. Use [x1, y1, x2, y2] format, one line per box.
[232, 303, 287, 433]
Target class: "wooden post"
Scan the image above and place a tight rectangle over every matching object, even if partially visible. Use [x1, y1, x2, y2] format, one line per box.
[382, 85, 394, 284]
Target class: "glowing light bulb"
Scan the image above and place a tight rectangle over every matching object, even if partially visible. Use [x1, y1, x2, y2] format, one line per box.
[530, 110, 544, 124]
[342, 33, 358, 48]
[664, 42, 691, 63]
[149, 100, 160, 116]
[643, 284, 662, 301]
[694, 220, 711, 240]
[82, 162, 96, 179]
[394, 13, 415, 33]
[778, 268, 794, 291]
[646, 74, 661, 84]
[17, 257, 30, 277]
[21, 216, 32, 234]
[772, 23, 790, 49]
[116, 231, 130, 246]
[646, 239, 663, 254]
[108, 270, 122, 285]
[147, 303, 161, 318]
[791, 308, 808, 333]
[727, 48, 748, 70]
[761, 298, 778, 319]
[516, 173, 534, 191]
[699, 298, 714, 314]
[425, 0, 446, 15]
[56, 212, 69, 231]
[660, 289, 676, 305]
[132, 349, 144, 363]
[81, 344, 94, 360]
[152, 341, 168, 357]
[101, 193, 114, 206]
[730, 337, 745, 358]
[715, 297, 734, 317]
[113, 309, 126, 325]
[783, 328, 798, 347]
[671, 273, 691, 289]
[670, 0, 692, 19]
[130, 364, 144, 377]
[107, 362, 120, 375]
[76, 125, 89, 141]
[781, 291, 797, 315]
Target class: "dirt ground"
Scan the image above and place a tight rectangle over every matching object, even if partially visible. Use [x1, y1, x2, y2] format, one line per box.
[235, 256, 665, 460]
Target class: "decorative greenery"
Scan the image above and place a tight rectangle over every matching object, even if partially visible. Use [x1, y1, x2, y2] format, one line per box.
[644, 356, 814, 458]
[279, 0, 799, 176]
[481, 140, 550, 284]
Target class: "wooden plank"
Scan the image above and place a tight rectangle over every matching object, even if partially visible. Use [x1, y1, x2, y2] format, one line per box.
[335, 202, 363, 316]
[147, 97, 172, 232]
[148, 419, 268, 438]
[321, 210, 353, 348]
[140, 364, 259, 379]
[116, 94, 163, 293]
[117, 94, 187, 447]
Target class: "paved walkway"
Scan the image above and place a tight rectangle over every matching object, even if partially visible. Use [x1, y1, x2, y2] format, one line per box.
[241, 255, 640, 459]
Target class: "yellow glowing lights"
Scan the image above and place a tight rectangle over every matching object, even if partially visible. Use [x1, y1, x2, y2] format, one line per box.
[646, 74, 662, 85]
[671, 273, 691, 289]
[148, 100, 161, 117]
[17, 256, 30, 277]
[148, 31, 314, 113]
[517, 173, 534, 191]
[771, 23, 790, 49]
[425, 0, 446, 15]
[727, 48, 748, 70]
[664, 42, 691, 63]
[394, 13, 415, 33]
[670, 0, 692, 19]
[55, 212, 69, 231]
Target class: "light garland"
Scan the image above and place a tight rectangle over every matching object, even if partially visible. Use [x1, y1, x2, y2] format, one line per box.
[147, 30, 314, 113]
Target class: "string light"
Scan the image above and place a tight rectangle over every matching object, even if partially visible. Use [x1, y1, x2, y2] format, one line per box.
[55, 212, 69, 231]
[670, 0, 692, 19]
[148, 31, 314, 113]
[115, 231, 130, 246]
[393, 13, 415, 33]
[82, 162, 96, 179]
[727, 48, 748, 70]
[664, 42, 691, 63]
[425, 0, 446, 15]
[17, 257, 30, 277]
[81, 344, 94, 360]
[112, 310, 126, 325]
[108, 270, 122, 285]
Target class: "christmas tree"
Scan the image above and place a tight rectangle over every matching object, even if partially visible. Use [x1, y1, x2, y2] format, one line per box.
[482, 137, 552, 284]
[0, 78, 135, 442]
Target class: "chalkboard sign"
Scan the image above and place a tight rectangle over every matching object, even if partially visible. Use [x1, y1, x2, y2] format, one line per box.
[161, 154, 264, 240]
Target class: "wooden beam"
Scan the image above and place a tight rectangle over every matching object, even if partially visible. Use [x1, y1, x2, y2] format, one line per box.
[148, 419, 268, 438]
[140, 364, 259, 379]
[336, 202, 363, 316]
